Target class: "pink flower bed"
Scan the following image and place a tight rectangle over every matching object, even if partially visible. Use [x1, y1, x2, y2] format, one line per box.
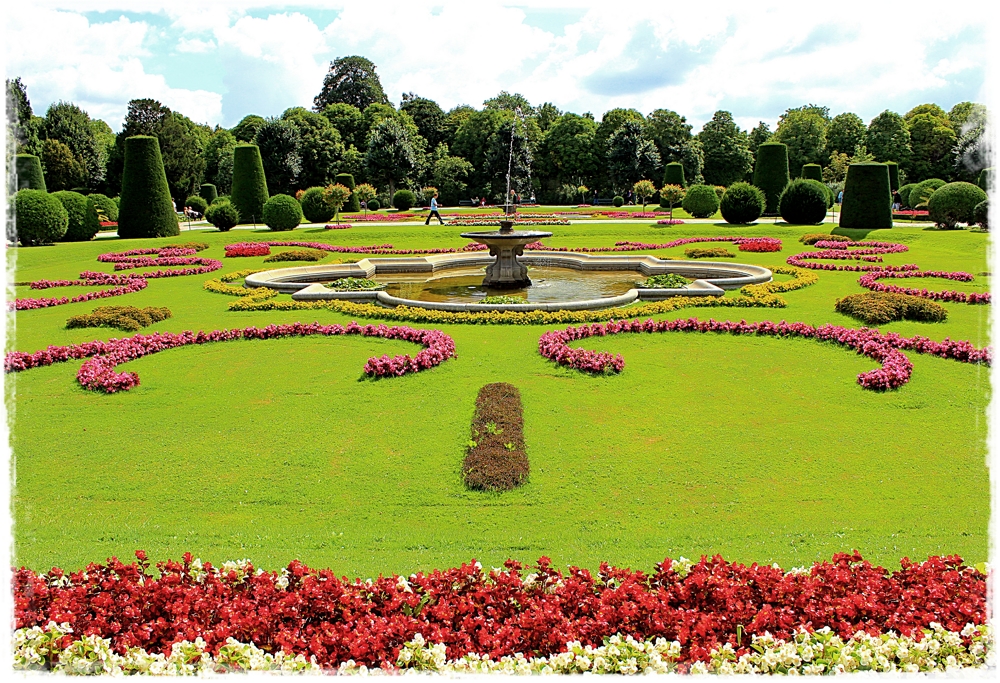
[10, 273, 148, 311]
[5, 322, 456, 392]
[655, 218, 685, 225]
[538, 317, 990, 391]
[344, 213, 416, 222]
[224, 241, 487, 257]
[520, 236, 781, 254]
[97, 248, 223, 276]
[594, 211, 666, 218]
[859, 270, 990, 304]
[324, 223, 352, 230]
[786, 241, 916, 271]
[225, 244, 271, 257]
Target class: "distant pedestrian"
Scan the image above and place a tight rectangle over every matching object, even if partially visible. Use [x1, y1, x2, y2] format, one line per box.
[892, 190, 901, 210]
[837, 190, 843, 204]
[425, 192, 444, 225]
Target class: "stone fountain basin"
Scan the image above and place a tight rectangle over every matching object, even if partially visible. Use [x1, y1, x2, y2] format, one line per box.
[244, 251, 772, 312]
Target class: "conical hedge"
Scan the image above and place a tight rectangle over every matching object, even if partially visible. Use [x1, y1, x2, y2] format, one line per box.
[662, 162, 685, 188]
[752, 142, 789, 215]
[840, 163, 892, 230]
[885, 161, 899, 192]
[978, 167, 994, 192]
[117, 135, 179, 238]
[231, 144, 269, 224]
[200, 183, 218, 204]
[801, 163, 822, 182]
[15, 154, 46, 191]
[335, 172, 360, 212]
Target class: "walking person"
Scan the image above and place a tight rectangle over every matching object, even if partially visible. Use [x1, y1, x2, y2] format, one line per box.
[425, 191, 444, 225]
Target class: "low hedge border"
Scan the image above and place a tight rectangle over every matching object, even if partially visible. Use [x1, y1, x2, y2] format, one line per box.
[262, 249, 328, 263]
[835, 292, 948, 325]
[684, 247, 735, 259]
[462, 383, 529, 491]
[66, 306, 173, 332]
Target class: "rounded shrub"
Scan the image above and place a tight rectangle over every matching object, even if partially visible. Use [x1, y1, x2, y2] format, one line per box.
[926, 182, 988, 228]
[262, 194, 303, 231]
[836, 292, 948, 325]
[335, 173, 360, 212]
[367, 198, 380, 211]
[898, 183, 916, 208]
[886, 161, 900, 192]
[15, 189, 68, 245]
[612, 195, 624, 207]
[908, 178, 946, 209]
[231, 144, 269, 224]
[662, 162, 685, 188]
[392, 189, 416, 211]
[300, 186, 335, 223]
[720, 182, 766, 224]
[185, 195, 208, 215]
[117, 135, 179, 239]
[205, 199, 240, 232]
[199, 183, 218, 204]
[839, 162, 892, 230]
[801, 163, 822, 182]
[212, 195, 229, 205]
[977, 167, 993, 192]
[52, 191, 100, 241]
[973, 199, 988, 230]
[88, 193, 118, 222]
[681, 184, 721, 218]
[752, 142, 790, 215]
[779, 179, 828, 225]
[15, 154, 46, 191]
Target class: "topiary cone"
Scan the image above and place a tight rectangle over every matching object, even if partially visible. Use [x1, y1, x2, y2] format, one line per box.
[117, 135, 179, 238]
[15, 154, 46, 191]
[662, 162, 685, 188]
[840, 163, 892, 230]
[200, 183, 218, 204]
[801, 163, 822, 182]
[885, 162, 900, 192]
[231, 144, 269, 224]
[752, 142, 789, 215]
[335, 173, 360, 212]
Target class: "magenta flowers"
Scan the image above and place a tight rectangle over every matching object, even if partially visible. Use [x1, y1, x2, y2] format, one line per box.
[5, 321, 456, 393]
[538, 317, 990, 391]
[859, 269, 990, 304]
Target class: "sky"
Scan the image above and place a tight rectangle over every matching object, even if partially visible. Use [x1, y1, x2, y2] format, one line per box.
[3, 0, 995, 134]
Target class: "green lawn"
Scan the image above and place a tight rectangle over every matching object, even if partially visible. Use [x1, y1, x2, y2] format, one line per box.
[7, 219, 990, 576]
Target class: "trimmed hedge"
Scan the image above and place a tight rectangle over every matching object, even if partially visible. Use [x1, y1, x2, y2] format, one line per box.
[779, 179, 828, 225]
[973, 200, 988, 230]
[977, 167, 993, 192]
[205, 200, 240, 232]
[263, 249, 327, 263]
[612, 195, 624, 207]
[662, 162, 686, 188]
[886, 161, 900, 192]
[52, 191, 101, 242]
[720, 182, 765, 224]
[14, 189, 68, 245]
[685, 247, 734, 258]
[681, 184, 720, 218]
[231, 144, 269, 224]
[15, 154, 46, 191]
[185, 195, 208, 215]
[300, 186, 335, 223]
[462, 383, 528, 491]
[367, 198, 380, 211]
[908, 178, 946, 209]
[199, 183, 218, 204]
[835, 292, 948, 325]
[801, 163, 822, 182]
[117, 135, 179, 239]
[800, 233, 851, 245]
[926, 182, 988, 228]
[839, 162, 892, 230]
[752, 142, 790, 215]
[392, 189, 416, 211]
[262, 194, 303, 231]
[88, 193, 118, 222]
[335, 173, 360, 212]
[66, 306, 172, 332]
[898, 183, 916, 208]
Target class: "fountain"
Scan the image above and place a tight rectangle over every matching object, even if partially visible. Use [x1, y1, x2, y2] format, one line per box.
[459, 106, 550, 288]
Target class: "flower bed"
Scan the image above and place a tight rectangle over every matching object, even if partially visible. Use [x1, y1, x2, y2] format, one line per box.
[858, 269, 990, 304]
[685, 247, 735, 259]
[4, 322, 456, 392]
[325, 278, 384, 291]
[449, 218, 571, 226]
[224, 240, 487, 257]
[10, 273, 148, 311]
[10, 551, 988, 672]
[97, 248, 222, 276]
[835, 292, 948, 325]
[594, 211, 666, 218]
[462, 383, 528, 491]
[786, 240, 916, 272]
[524, 236, 782, 254]
[538, 317, 990, 391]
[344, 213, 416, 222]
[799, 233, 851, 245]
[655, 218, 685, 225]
[225, 243, 271, 257]
[66, 306, 172, 332]
[324, 223, 352, 229]
[262, 249, 327, 263]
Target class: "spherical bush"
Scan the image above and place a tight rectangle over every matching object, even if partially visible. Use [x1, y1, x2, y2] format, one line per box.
[392, 189, 416, 211]
[681, 184, 721, 218]
[15, 189, 68, 245]
[52, 191, 100, 242]
[88, 193, 118, 222]
[612, 195, 624, 207]
[185, 195, 208, 215]
[779, 179, 828, 225]
[300, 186, 335, 223]
[205, 200, 240, 232]
[720, 182, 765, 224]
[262, 194, 303, 231]
[973, 199, 988, 230]
[908, 178, 946, 208]
[926, 182, 988, 228]
[898, 183, 916, 208]
[367, 198, 380, 211]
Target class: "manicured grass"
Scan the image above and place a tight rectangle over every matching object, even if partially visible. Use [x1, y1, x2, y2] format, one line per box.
[7, 220, 990, 576]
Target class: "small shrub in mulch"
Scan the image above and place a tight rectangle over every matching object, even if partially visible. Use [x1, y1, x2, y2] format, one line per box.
[684, 247, 735, 259]
[799, 233, 851, 245]
[462, 383, 528, 491]
[262, 248, 327, 263]
[835, 291, 948, 325]
[638, 273, 690, 289]
[66, 306, 172, 332]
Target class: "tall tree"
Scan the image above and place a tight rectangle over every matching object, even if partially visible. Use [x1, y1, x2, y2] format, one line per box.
[282, 107, 344, 188]
[948, 102, 978, 128]
[43, 101, 104, 186]
[904, 103, 949, 123]
[321, 103, 365, 150]
[772, 107, 829, 174]
[825, 112, 866, 156]
[40, 139, 87, 190]
[484, 112, 535, 199]
[698, 111, 753, 186]
[645, 109, 702, 184]
[595, 108, 645, 158]
[441, 105, 475, 149]
[535, 102, 562, 132]
[364, 117, 416, 195]
[6, 77, 42, 157]
[606, 121, 661, 191]
[452, 108, 510, 196]
[400, 94, 447, 148]
[203, 128, 237, 194]
[231, 114, 266, 142]
[747, 122, 771, 157]
[313, 56, 388, 111]
[905, 112, 957, 182]
[254, 117, 302, 195]
[103, 98, 171, 195]
[536, 113, 600, 190]
[432, 154, 474, 205]
[157, 112, 209, 201]
[483, 91, 532, 113]
[866, 110, 911, 165]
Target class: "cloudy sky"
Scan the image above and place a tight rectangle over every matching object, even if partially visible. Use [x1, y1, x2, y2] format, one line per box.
[4, 0, 993, 133]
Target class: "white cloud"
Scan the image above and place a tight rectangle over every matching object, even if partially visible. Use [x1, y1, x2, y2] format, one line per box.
[176, 37, 217, 53]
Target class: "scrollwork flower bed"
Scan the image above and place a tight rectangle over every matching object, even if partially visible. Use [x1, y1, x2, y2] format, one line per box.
[858, 270, 990, 304]
[538, 317, 990, 391]
[4, 322, 456, 392]
[344, 213, 416, 222]
[10, 551, 988, 672]
[449, 218, 571, 226]
[10, 273, 148, 311]
[786, 240, 916, 272]
[524, 236, 781, 254]
[324, 223, 352, 229]
[224, 243, 271, 257]
[655, 218, 685, 225]
[224, 240, 487, 257]
[97, 248, 222, 276]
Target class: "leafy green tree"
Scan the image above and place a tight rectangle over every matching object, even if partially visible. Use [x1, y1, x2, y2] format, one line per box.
[536, 102, 561, 132]
[283, 108, 344, 188]
[442, 105, 475, 149]
[645, 109, 702, 183]
[825, 112, 866, 156]
[595, 108, 644, 158]
[203, 128, 237, 194]
[339, 146, 366, 182]
[401, 94, 447, 148]
[321, 103, 365, 150]
[43, 101, 104, 186]
[41, 139, 87, 191]
[772, 107, 828, 174]
[904, 103, 949, 123]
[354, 182, 377, 214]
[948, 102, 978, 128]
[866, 110, 911, 166]
[432, 155, 474, 205]
[231, 114, 266, 142]
[659, 184, 685, 219]
[452, 109, 509, 196]
[157, 112, 209, 201]
[484, 112, 536, 198]
[6, 77, 42, 158]
[90, 119, 115, 185]
[748, 121, 771, 156]
[364, 118, 417, 195]
[254, 117, 302, 195]
[633, 179, 656, 210]
[313, 55, 388, 111]
[905, 113, 957, 182]
[483, 91, 532, 113]
[698, 111, 753, 186]
[607, 121, 661, 191]
[537, 113, 599, 191]
[325, 183, 352, 223]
